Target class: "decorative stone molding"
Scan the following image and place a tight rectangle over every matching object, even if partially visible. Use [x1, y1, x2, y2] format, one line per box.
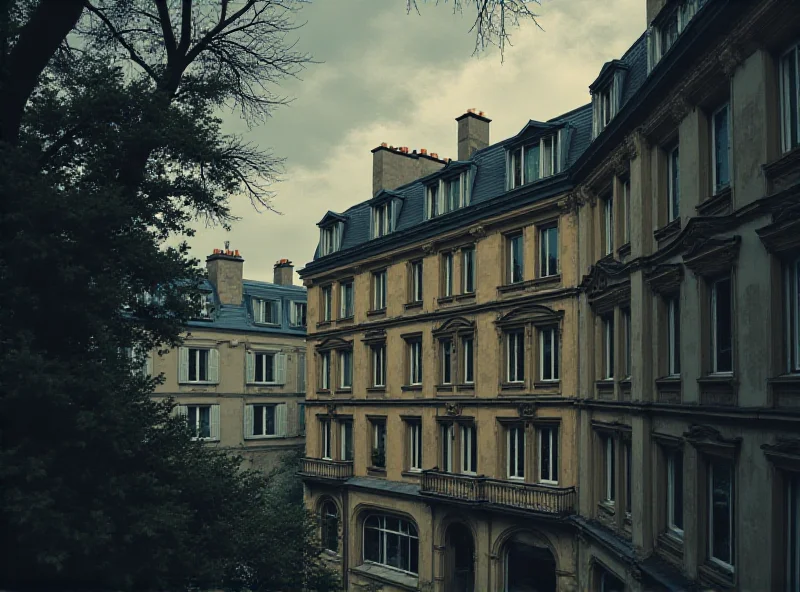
[683, 236, 741, 278]
[468, 225, 486, 239]
[581, 258, 631, 313]
[762, 438, 800, 472]
[718, 42, 745, 76]
[422, 242, 436, 256]
[444, 402, 462, 417]
[653, 218, 682, 245]
[518, 403, 537, 419]
[325, 404, 337, 417]
[361, 329, 387, 344]
[645, 264, 684, 295]
[668, 93, 692, 124]
[696, 187, 733, 217]
[558, 192, 580, 214]
[316, 337, 354, 352]
[684, 424, 741, 459]
[432, 316, 475, 338]
[495, 304, 563, 329]
[757, 199, 800, 257]
[697, 375, 738, 407]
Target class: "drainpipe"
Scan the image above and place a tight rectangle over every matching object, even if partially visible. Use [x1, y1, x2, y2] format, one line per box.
[487, 513, 493, 592]
[342, 488, 349, 590]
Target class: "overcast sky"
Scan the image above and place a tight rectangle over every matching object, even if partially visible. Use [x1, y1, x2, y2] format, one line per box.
[189, 0, 646, 284]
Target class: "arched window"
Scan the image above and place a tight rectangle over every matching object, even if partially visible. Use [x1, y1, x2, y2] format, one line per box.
[363, 514, 419, 574]
[320, 500, 339, 553]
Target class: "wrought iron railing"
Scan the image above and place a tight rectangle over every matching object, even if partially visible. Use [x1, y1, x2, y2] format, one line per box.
[421, 470, 576, 515]
[300, 457, 354, 480]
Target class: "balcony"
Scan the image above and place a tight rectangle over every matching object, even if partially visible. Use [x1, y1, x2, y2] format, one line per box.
[299, 457, 354, 481]
[421, 470, 576, 516]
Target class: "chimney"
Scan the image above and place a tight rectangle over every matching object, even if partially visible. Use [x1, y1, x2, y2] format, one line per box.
[273, 259, 294, 286]
[456, 109, 491, 161]
[371, 144, 446, 196]
[206, 242, 244, 306]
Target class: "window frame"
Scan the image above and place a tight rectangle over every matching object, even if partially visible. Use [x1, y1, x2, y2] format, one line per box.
[461, 423, 478, 475]
[320, 500, 340, 554]
[442, 251, 454, 297]
[407, 419, 423, 472]
[408, 339, 423, 386]
[320, 351, 331, 391]
[253, 297, 279, 325]
[780, 42, 800, 153]
[785, 257, 800, 373]
[711, 102, 731, 194]
[321, 286, 333, 322]
[539, 225, 559, 278]
[708, 458, 735, 572]
[440, 338, 453, 385]
[362, 514, 419, 575]
[371, 344, 386, 388]
[371, 419, 387, 468]
[623, 178, 631, 245]
[250, 403, 278, 438]
[710, 275, 734, 375]
[462, 246, 476, 294]
[538, 425, 559, 485]
[187, 347, 211, 383]
[340, 280, 354, 319]
[539, 326, 560, 382]
[622, 308, 632, 380]
[339, 349, 353, 390]
[186, 404, 214, 440]
[506, 330, 526, 383]
[603, 434, 616, 504]
[603, 196, 614, 256]
[410, 260, 424, 303]
[372, 270, 387, 311]
[440, 422, 454, 473]
[667, 448, 685, 537]
[462, 336, 475, 385]
[667, 144, 680, 222]
[507, 134, 560, 189]
[507, 424, 526, 481]
[507, 232, 524, 284]
[321, 418, 333, 460]
[603, 315, 615, 380]
[668, 296, 682, 376]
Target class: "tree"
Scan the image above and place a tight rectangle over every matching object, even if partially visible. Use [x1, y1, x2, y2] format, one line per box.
[0, 1, 339, 590]
[406, 0, 542, 57]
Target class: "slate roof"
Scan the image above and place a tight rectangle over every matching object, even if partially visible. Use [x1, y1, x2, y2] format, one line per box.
[305, 31, 649, 270]
[186, 278, 307, 336]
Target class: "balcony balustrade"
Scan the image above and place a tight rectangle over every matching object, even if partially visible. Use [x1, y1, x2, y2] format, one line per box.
[421, 470, 576, 516]
[300, 457, 354, 480]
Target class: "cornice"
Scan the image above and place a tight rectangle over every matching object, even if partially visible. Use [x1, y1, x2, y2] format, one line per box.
[495, 304, 564, 328]
[644, 264, 684, 295]
[683, 424, 741, 458]
[683, 236, 741, 278]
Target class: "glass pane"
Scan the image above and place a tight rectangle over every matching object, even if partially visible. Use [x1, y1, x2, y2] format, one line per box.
[552, 427, 559, 479]
[711, 461, 733, 564]
[449, 178, 460, 211]
[442, 340, 452, 383]
[513, 149, 522, 188]
[265, 406, 275, 435]
[673, 453, 684, 529]
[524, 144, 540, 183]
[198, 406, 211, 438]
[410, 536, 419, 574]
[714, 277, 733, 372]
[714, 107, 730, 190]
[253, 406, 263, 435]
[553, 329, 560, 380]
[364, 525, 380, 562]
[189, 349, 198, 381]
[541, 429, 551, 481]
[470, 426, 478, 473]
[542, 330, 553, 380]
[548, 227, 558, 275]
[510, 235, 523, 283]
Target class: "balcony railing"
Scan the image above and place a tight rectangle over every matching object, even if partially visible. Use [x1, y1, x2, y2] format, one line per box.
[421, 470, 576, 516]
[300, 457, 354, 480]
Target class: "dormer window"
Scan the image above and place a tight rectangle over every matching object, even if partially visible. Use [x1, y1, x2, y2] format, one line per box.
[370, 193, 403, 239]
[253, 298, 280, 325]
[195, 292, 215, 320]
[507, 133, 561, 190]
[317, 212, 346, 257]
[647, 0, 707, 72]
[425, 170, 471, 219]
[591, 64, 627, 138]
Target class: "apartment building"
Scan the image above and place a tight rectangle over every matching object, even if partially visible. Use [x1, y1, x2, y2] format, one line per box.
[150, 249, 307, 473]
[299, 0, 800, 590]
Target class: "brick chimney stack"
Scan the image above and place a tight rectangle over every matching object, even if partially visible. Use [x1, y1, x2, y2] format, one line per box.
[206, 243, 244, 306]
[273, 259, 294, 286]
[371, 144, 446, 196]
[456, 109, 491, 161]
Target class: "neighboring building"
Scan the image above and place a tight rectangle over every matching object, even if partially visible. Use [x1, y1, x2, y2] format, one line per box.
[299, 1, 800, 591]
[151, 249, 307, 474]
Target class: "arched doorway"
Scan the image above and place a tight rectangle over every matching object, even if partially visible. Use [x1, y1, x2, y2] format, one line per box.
[504, 532, 557, 592]
[444, 522, 475, 592]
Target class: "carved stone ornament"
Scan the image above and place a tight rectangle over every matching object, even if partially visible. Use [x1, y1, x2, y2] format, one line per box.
[325, 404, 336, 417]
[718, 43, 744, 76]
[468, 225, 487, 239]
[422, 242, 436, 256]
[668, 93, 692, 124]
[576, 186, 598, 208]
[684, 424, 741, 457]
[762, 438, 800, 471]
[445, 402, 462, 417]
[623, 132, 639, 160]
[757, 199, 800, 256]
[518, 403, 537, 419]
[361, 329, 387, 344]
[644, 264, 684, 295]
[558, 192, 580, 214]
[683, 236, 741, 278]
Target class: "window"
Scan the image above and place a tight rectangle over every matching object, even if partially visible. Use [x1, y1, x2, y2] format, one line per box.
[373, 270, 387, 311]
[462, 336, 474, 384]
[319, 222, 343, 256]
[597, 566, 626, 592]
[660, 8, 679, 56]
[508, 134, 560, 189]
[180, 347, 219, 384]
[410, 261, 423, 303]
[426, 184, 439, 218]
[442, 252, 454, 297]
[321, 419, 332, 459]
[298, 353, 306, 393]
[623, 179, 631, 244]
[441, 339, 453, 385]
[461, 424, 477, 475]
[290, 301, 307, 327]
[363, 515, 419, 575]
[539, 426, 559, 484]
[408, 420, 422, 471]
[193, 291, 215, 319]
[539, 226, 558, 277]
[182, 404, 220, 440]
[508, 233, 524, 284]
[320, 352, 331, 390]
[298, 403, 306, 434]
[247, 403, 287, 438]
[339, 350, 353, 389]
[539, 327, 559, 382]
[446, 176, 461, 213]
[711, 103, 731, 193]
[341, 420, 354, 461]
[786, 258, 800, 373]
[603, 315, 615, 379]
[603, 435, 616, 503]
[622, 308, 632, 379]
[507, 330, 525, 383]
[408, 340, 423, 385]
[781, 43, 800, 153]
[624, 440, 632, 515]
[708, 459, 735, 570]
[253, 298, 279, 325]
[372, 345, 386, 388]
[787, 474, 800, 591]
[507, 425, 525, 480]
[667, 144, 680, 221]
[462, 247, 476, 294]
[321, 286, 332, 322]
[320, 500, 339, 553]
[667, 296, 681, 376]
[440, 423, 454, 472]
[372, 201, 393, 238]
[340, 280, 354, 318]
[710, 276, 733, 374]
[371, 420, 387, 468]
[246, 351, 282, 386]
[604, 197, 614, 255]
[667, 449, 684, 536]
[426, 172, 471, 218]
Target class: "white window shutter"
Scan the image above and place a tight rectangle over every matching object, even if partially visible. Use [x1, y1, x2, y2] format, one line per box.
[274, 300, 282, 325]
[289, 302, 297, 326]
[178, 347, 189, 383]
[246, 350, 255, 384]
[175, 404, 188, 419]
[298, 353, 306, 392]
[244, 404, 254, 440]
[210, 405, 221, 440]
[276, 403, 287, 437]
[334, 222, 343, 251]
[208, 349, 220, 384]
[391, 199, 401, 231]
[437, 180, 445, 213]
[145, 351, 153, 377]
[275, 353, 286, 384]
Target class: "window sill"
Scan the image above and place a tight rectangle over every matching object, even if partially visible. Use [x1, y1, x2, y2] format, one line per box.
[316, 320, 332, 329]
[595, 380, 615, 400]
[498, 275, 561, 295]
[249, 382, 281, 387]
[334, 388, 353, 395]
[696, 186, 732, 216]
[597, 500, 615, 517]
[366, 466, 386, 477]
[180, 381, 217, 387]
[764, 144, 800, 195]
[769, 374, 800, 408]
[350, 562, 418, 591]
[404, 301, 423, 311]
[337, 315, 354, 324]
[698, 561, 735, 589]
[401, 470, 423, 479]
[619, 379, 632, 401]
[500, 382, 526, 391]
[655, 376, 682, 404]
[697, 374, 738, 406]
[533, 380, 560, 390]
[244, 434, 286, 440]
[401, 384, 423, 392]
[437, 295, 456, 305]
[366, 387, 386, 394]
[436, 384, 455, 394]
[653, 217, 681, 244]
[366, 308, 386, 318]
[253, 322, 281, 328]
[456, 383, 475, 393]
[455, 292, 476, 302]
[316, 389, 332, 396]
[656, 532, 685, 565]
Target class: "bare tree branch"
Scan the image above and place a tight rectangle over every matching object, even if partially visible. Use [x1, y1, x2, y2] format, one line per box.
[154, 0, 177, 61]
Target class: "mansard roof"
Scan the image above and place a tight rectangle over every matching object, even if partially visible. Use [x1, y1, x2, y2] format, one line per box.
[317, 211, 348, 227]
